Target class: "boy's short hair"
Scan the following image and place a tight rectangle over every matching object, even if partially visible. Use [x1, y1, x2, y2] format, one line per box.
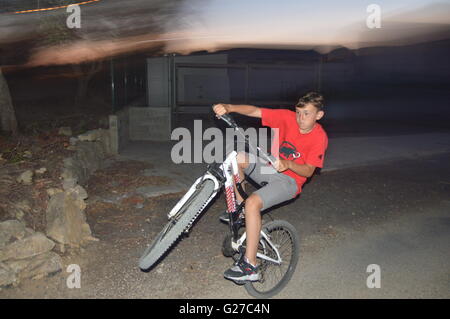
[295, 92, 324, 111]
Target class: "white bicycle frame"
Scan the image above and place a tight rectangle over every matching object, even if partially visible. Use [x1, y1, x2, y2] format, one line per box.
[167, 150, 282, 265]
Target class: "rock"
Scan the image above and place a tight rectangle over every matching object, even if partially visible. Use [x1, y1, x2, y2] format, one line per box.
[53, 243, 66, 254]
[22, 151, 32, 159]
[0, 262, 16, 287]
[9, 208, 24, 221]
[0, 220, 27, 248]
[13, 210, 24, 221]
[24, 228, 35, 236]
[69, 137, 78, 146]
[30, 144, 42, 154]
[46, 188, 63, 197]
[61, 159, 82, 190]
[46, 186, 94, 246]
[136, 184, 186, 198]
[61, 166, 78, 191]
[83, 235, 100, 242]
[35, 167, 47, 175]
[63, 157, 75, 168]
[10, 200, 31, 221]
[0, 232, 55, 262]
[62, 178, 78, 191]
[68, 185, 88, 200]
[17, 170, 33, 185]
[58, 127, 72, 136]
[78, 129, 101, 142]
[5, 252, 62, 281]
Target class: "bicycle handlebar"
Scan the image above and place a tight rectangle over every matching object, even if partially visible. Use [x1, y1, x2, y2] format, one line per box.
[217, 113, 277, 167]
[219, 114, 238, 129]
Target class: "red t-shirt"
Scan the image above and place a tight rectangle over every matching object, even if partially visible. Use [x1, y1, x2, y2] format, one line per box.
[261, 108, 328, 195]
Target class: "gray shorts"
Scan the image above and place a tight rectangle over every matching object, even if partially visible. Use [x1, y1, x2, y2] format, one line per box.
[243, 152, 298, 211]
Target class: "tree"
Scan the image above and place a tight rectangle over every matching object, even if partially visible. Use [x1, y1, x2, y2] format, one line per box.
[0, 68, 18, 136]
[37, 0, 103, 107]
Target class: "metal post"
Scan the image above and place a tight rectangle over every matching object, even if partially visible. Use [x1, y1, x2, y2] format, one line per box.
[124, 56, 128, 106]
[245, 65, 249, 104]
[110, 58, 115, 113]
[317, 57, 323, 92]
[170, 54, 176, 129]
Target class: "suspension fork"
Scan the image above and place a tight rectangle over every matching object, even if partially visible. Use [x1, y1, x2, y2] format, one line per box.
[221, 153, 243, 241]
[224, 168, 241, 241]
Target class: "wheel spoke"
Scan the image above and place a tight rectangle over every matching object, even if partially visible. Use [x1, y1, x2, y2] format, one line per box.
[245, 221, 299, 298]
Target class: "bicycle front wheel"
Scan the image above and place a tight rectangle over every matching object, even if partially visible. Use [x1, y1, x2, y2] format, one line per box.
[245, 220, 300, 298]
[138, 179, 216, 270]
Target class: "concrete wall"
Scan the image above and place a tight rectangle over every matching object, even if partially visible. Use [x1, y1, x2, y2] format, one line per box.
[109, 106, 172, 153]
[146, 54, 230, 108]
[109, 107, 130, 154]
[174, 54, 229, 106]
[320, 40, 450, 121]
[147, 57, 170, 107]
[129, 107, 171, 141]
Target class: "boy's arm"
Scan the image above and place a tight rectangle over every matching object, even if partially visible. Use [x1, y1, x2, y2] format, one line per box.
[275, 159, 316, 178]
[213, 103, 262, 118]
[276, 134, 327, 177]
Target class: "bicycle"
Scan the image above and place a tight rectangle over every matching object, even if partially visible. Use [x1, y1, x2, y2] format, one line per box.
[138, 114, 300, 298]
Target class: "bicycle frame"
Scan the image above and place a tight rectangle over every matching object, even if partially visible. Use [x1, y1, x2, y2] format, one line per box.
[167, 173, 221, 219]
[167, 113, 283, 265]
[167, 148, 282, 265]
[222, 151, 282, 265]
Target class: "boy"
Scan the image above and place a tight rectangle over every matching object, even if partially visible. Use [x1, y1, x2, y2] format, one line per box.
[213, 91, 328, 283]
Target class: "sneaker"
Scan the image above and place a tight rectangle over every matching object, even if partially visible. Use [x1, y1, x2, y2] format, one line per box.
[224, 255, 260, 283]
[219, 209, 245, 223]
[219, 211, 231, 223]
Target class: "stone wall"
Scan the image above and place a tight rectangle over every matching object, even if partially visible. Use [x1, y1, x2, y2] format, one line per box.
[0, 220, 62, 287]
[0, 127, 113, 288]
[46, 128, 112, 248]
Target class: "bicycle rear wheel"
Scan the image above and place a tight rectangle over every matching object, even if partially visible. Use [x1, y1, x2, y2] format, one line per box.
[138, 179, 216, 270]
[245, 220, 300, 298]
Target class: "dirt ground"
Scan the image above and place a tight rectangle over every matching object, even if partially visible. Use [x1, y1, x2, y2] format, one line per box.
[1, 152, 449, 299]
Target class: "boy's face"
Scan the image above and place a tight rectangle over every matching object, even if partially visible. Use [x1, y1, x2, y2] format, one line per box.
[295, 103, 324, 134]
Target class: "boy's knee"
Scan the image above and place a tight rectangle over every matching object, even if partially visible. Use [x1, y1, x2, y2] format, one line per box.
[236, 152, 250, 170]
[245, 193, 263, 211]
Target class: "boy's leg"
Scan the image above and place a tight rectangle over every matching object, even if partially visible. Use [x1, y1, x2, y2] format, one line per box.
[234, 152, 262, 265]
[233, 152, 249, 203]
[243, 193, 263, 266]
[224, 154, 298, 283]
[219, 152, 249, 223]
[223, 192, 262, 283]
